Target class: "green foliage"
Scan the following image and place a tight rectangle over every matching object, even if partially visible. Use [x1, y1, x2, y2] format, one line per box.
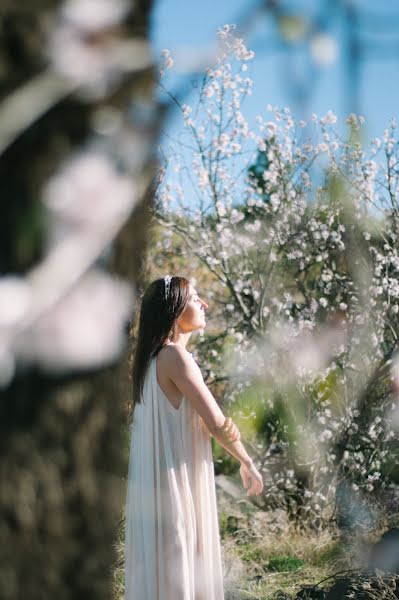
[248, 143, 273, 205]
[15, 203, 46, 269]
[219, 521, 347, 598]
[230, 381, 302, 449]
[232, 383, 270, 435]
[311, 539, 343, 567]
[267, 555, 305, 572]
[238, 541, 267, 564]
[212, 439, 240, 475]
[219, 511, 240, 539]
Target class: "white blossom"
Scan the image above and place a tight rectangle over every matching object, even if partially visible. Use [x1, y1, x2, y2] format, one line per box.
[17, 270, 133, 373]
[0, 277, 31, 327]
[43, 152, 135, 246]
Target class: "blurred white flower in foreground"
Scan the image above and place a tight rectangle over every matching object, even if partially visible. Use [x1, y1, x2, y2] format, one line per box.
[0, 277, 31, 386]
[0, 151, 137, 385]
[232, 316, 348, 385]
[48, 0, 150, 98]
[16, 270, 133, 373]
[0, 277, 31, 327]
[43, 152, 135, 246]
[61, 0, 129, 32]
[290, 322, 346, 377]
[310, 33, 339, 67]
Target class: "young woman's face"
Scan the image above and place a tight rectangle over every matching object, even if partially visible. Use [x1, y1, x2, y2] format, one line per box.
[177, 285, 208, 333]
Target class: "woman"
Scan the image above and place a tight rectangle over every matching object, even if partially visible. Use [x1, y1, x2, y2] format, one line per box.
[125, 275, 263, 600]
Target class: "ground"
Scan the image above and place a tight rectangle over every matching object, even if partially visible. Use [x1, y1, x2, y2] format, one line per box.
[113, 473, 394, 600]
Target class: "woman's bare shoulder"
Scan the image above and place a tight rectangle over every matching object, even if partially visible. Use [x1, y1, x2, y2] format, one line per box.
[157, 344, 195, 374]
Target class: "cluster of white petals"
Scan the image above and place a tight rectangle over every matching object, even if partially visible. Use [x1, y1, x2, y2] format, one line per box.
[43, 152, 135, 246]
[155, 25, 399, 515]
[61, 0, 128, 32]
[0, 150, 136, 386]
[48, 0, 150, 98]
[16, 270, 133, 372]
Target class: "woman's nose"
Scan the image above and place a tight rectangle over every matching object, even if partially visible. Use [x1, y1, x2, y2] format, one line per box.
[201, 299, 208, 309]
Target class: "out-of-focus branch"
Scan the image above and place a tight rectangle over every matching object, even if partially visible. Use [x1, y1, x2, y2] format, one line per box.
[0, 39, 152, 156]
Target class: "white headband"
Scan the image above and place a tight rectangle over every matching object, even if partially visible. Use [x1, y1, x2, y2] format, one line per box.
[164, 275, 172, 299]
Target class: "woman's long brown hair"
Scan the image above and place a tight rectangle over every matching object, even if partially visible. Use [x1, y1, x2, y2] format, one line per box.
[130, 276, 190, 419]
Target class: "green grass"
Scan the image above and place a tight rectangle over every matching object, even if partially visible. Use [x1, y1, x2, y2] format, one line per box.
[267, 556, 305, 572]
[220, 512, 241, 539]
[237, 565, 332, 600]
[113, 506, 356, 600]
[223, 525, 349, 599]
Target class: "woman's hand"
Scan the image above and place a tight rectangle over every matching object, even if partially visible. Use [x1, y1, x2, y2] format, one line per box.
[239, 460, 263, 497]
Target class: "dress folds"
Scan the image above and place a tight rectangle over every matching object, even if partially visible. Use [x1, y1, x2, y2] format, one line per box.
[124, 354, 224, 600]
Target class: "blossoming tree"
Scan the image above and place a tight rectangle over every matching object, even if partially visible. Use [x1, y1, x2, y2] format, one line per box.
[155, 25, 399, 525]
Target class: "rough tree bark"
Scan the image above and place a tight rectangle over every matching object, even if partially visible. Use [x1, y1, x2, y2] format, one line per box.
[0, 1, 156, 598]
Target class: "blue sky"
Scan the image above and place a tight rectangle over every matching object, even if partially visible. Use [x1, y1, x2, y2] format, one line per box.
[151, 0, 399, 140]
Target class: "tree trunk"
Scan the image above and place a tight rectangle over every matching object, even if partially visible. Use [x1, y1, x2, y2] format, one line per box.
[0, 1, 156, 598]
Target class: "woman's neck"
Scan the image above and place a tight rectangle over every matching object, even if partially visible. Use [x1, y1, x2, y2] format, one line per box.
[166, 331, 192, 349]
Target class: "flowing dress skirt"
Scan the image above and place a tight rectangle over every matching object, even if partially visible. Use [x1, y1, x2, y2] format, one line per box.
[124, 356, 224, 600]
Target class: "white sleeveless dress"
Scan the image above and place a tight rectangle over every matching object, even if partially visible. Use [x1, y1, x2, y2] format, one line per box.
[124, 354, 225, 600]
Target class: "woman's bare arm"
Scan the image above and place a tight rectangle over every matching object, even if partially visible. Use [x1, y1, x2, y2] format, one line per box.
[164, 345, 253, 468]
